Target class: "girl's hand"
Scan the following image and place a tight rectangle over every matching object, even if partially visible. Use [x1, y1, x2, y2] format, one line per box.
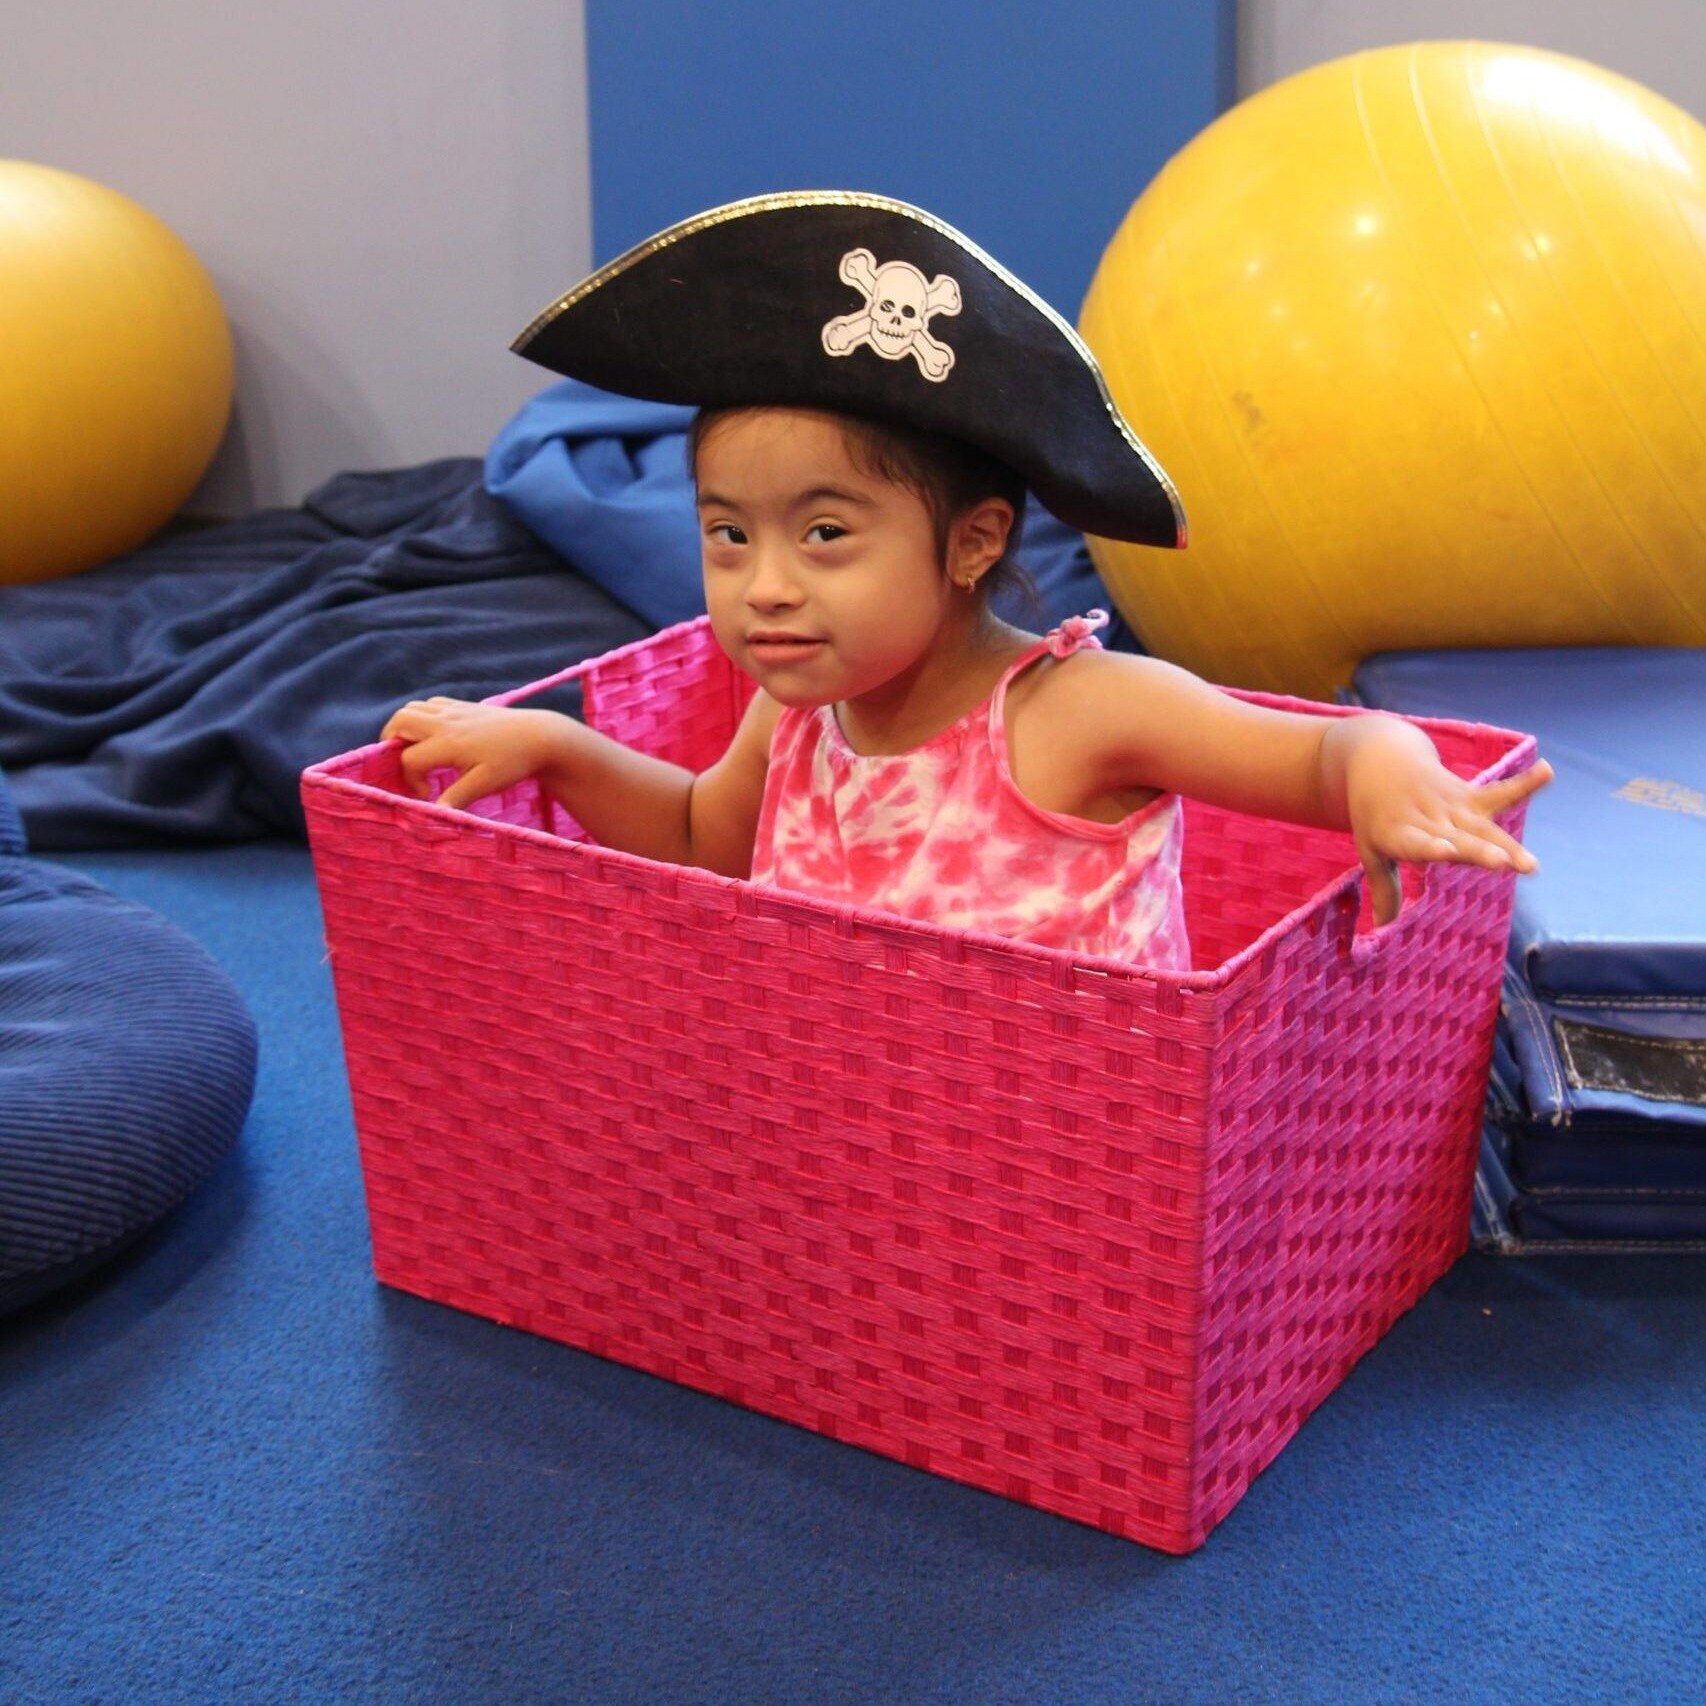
[1351, 753, 1555, 927]
[378, 698, 565, 813]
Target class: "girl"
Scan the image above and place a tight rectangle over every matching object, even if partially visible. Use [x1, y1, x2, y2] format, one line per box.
[381, 192, 1551, 966]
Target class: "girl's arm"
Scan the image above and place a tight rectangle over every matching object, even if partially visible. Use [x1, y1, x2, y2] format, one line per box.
[1075, 652, 1553, 923]
[676, 687, 782, 877]
[381, 689, 780, 877]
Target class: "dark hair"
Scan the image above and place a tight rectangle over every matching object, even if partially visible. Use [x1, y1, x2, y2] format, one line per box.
[687, 405, 1043, 623]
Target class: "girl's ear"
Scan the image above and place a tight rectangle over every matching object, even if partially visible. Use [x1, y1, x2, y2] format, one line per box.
[949, 497, 1015, 583]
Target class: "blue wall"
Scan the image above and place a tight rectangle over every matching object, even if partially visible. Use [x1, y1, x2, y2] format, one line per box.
[585, 2, 1233, 325]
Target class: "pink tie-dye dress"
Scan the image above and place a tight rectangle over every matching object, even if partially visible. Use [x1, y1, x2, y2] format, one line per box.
[749, 610, 1191, 969]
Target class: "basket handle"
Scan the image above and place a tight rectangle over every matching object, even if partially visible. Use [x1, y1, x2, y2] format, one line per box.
[1335, 860, 1437, 968]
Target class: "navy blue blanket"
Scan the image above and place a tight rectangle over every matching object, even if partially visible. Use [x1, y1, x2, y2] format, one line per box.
[1, 382, 1134, 849]
[0, 461, 650, 848]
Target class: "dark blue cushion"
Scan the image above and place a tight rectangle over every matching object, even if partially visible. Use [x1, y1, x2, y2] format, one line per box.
[0, 766, 257, 1312]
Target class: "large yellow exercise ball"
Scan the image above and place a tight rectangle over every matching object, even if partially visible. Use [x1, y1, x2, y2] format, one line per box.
[0, 161, 234, 584]
[1080, 42, 1706, 699]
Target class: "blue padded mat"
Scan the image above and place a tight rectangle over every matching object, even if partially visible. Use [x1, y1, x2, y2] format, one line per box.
[1478, 993, 1706, 1251]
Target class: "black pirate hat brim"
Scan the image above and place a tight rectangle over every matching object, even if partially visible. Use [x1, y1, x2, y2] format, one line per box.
[510, 191, 1185, 549]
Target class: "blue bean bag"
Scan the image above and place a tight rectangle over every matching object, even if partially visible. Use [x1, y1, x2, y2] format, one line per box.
[0, 766, 257, 1313]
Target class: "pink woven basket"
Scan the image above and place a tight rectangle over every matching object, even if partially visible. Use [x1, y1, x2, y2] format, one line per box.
[302, 615, 1536, 1553]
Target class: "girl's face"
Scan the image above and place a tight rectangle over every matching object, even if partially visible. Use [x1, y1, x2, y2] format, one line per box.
[695, 407, 964, 707]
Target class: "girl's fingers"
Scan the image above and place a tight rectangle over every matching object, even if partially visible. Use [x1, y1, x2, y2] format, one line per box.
[397, 737, 452, 798]
[1476, 759, 1554, 807]
[1361, 850, 1404, 926]
[383, 697, 483, 740]
[1466, 838, 1516, 870]
[1439, 824, 1515, 869]
[1444, 801, 1540, 871]
[436, 765, 493, 813]
[381, 700, 437, 742]
[1386, 821, 1457, 861]
[1418, 828, 1459, 859]
[1471, 818, 1538, 870]
[1391, 813, 1539, 875]
[1378, 818, 1509, 872]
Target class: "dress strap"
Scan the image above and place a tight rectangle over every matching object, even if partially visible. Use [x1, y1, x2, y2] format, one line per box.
[995, 608, 1111, 689]
[989, 608, 1112, 753]
[1044, 607, 1110, 657]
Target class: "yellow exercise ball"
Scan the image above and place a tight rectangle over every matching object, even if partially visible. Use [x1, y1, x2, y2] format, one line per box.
[0, 160, 234, 585]
[1080, 42, 1706, 699]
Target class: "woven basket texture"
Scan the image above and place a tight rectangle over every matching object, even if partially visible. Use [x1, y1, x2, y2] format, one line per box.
[302, 616, 1534, 1552]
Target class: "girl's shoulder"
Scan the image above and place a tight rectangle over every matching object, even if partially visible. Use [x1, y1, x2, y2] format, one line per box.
[1006, 644, 1183, 800]
[1009, 641, 1173, 729]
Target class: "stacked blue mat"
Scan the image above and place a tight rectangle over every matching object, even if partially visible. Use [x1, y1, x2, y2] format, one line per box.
[1350, 648, 1706, 1252]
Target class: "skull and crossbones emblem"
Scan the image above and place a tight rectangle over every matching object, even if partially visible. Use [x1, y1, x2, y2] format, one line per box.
[821, 248, 961, 381]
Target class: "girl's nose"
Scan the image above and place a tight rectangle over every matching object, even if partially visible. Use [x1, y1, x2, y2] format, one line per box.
[744, 545, 803, 608]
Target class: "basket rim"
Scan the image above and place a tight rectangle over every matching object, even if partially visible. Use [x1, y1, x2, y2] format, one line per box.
[300, 616, 1539, 995]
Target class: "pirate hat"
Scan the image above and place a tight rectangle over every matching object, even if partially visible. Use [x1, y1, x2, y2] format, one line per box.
[510, 191, 1186, 548]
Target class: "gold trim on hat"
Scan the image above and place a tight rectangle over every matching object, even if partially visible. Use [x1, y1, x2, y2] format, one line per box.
[512, 190, 1186, 547]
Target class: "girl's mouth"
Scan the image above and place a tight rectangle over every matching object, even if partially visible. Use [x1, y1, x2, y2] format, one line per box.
[749, 638, 826, 662]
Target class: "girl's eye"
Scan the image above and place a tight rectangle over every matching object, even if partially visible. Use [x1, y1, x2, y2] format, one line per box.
[807, 523, 847, 544]
[707, 523, 746, 545]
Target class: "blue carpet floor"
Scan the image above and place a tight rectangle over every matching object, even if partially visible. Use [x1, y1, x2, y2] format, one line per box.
[4, 841, 1703, 1705]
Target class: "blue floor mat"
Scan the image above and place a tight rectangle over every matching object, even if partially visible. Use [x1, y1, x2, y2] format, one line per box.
[5, 841, 1705, 1705]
